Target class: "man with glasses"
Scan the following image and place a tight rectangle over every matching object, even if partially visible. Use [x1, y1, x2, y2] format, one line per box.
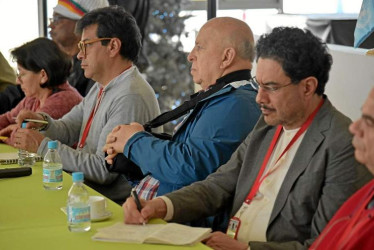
[122, 27, 372, 249]
[13, 6, 161, 204]
[49, 0, 109, 96]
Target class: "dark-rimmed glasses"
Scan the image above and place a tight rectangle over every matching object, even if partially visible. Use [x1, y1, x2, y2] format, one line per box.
[251, 76, 295, 93]
[77, 38, 112, 57]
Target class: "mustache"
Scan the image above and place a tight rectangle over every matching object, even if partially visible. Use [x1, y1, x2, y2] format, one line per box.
[259, 104, 276, 111]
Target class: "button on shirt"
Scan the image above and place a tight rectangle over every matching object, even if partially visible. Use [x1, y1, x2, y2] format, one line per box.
[234, 127, 306, 242]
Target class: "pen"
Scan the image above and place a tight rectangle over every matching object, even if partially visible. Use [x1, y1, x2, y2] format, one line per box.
[12, 117, 48, 125]
[131, 189, 146, 226]
[23, 119, 48, 125]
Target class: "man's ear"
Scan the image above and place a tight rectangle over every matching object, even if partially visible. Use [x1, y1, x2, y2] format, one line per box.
[220, 47, 236, 69]
[107, 38, 122, 57]
[302, 76, 318, 96]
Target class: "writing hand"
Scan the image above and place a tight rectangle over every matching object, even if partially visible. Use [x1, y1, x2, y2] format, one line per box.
[123, 197, 167, 225]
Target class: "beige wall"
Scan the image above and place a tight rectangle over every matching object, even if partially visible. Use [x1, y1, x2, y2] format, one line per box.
[325, 44, 374, 121]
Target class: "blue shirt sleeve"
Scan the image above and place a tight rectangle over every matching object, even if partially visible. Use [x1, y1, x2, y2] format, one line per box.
[124, 87, 260, 190]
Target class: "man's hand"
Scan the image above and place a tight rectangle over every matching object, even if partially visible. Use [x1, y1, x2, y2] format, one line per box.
[0, 124, 18, 137]
[15, 110, 46, 130]
[103, 122, 144, 164]
[203, 231, 249, 250]
[12, 128, 45, 153]
[0, 124, 18, 145]
[123, 197, 167, 225]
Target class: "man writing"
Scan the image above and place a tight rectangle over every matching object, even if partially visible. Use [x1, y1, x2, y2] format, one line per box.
[103, 17, 261, 200]
[13, 6, 161, 204]
[122, 27, 372, 249]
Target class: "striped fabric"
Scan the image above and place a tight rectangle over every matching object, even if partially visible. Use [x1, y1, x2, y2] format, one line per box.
[58, 0, 87, 17]
[135, 175, 160, 200]
[53, 0, 109, 21]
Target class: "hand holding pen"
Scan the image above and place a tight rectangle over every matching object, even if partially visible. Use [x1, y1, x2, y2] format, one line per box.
[123, 190, 168, 225]
[131, 189, 146, 226]
[13, 110, 48, 130]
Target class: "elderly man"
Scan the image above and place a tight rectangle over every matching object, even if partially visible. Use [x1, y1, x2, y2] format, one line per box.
[122, 27, 372, 249]
[310, 88, 374, 249]
[103, 17, 261, 200]
[49, 0, 109, 96]
[13, 6, 161, 204]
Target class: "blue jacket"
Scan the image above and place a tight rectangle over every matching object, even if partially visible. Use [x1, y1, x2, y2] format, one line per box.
[124, 80, 261, 196]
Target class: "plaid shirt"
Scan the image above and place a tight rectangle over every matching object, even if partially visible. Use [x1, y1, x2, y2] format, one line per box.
[135, 175, 160, 200]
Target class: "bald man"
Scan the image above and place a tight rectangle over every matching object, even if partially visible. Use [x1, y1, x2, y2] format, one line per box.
[121, 27, 372, 249]
[103, 17, 261, 199]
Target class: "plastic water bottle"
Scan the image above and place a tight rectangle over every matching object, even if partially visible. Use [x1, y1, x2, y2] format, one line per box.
[43, 140, 63, 190]
[67, 172, 91, 232]
[18, 122, 36, 167]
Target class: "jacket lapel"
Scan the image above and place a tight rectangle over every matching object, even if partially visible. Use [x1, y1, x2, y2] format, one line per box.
[268, 98, 332, 225]
[232, 118, 277, 215]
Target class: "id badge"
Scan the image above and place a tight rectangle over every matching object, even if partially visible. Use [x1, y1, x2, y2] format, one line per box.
[226, 216, 241, 239]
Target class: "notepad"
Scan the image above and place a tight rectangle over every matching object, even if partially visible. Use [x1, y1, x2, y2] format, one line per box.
[0, 152, 43, 165]
[92, 222, 211, 246]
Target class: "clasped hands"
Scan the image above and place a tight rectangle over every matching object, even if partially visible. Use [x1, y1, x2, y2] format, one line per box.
[102, 122, 144, 164]
[0, 110, 46, 152]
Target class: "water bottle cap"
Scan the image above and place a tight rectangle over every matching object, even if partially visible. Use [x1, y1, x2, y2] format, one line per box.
[72, 172, 84, 182]
[21, 122, 27, 128]
[47, 140, 58, 149]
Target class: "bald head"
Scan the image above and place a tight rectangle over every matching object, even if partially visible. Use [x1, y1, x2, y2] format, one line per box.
[188, 17, 254, 89]
[201, 17, 255, 61]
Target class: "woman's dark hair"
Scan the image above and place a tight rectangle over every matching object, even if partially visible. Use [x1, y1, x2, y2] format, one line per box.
[256, 27, 333, 95]
[76, 5, 141, 62]
[11, 37, 71, 89]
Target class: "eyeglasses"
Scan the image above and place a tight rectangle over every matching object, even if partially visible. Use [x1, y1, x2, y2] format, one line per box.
[251, 76, 295, 93]
[77, 38, 112, 57]
[16, 71, 26, 80]
[48, 15, 68, 25]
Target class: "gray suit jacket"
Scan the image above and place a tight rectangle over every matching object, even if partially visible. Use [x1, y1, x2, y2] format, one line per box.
[166, 97, 372, 250]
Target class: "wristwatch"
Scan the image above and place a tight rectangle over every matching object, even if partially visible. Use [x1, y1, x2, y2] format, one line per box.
[38, 113, 49, 131]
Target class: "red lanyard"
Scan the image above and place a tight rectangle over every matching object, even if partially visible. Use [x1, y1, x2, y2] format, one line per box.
[78, 87, 104, 148]
[244, 99, 324, 204]
[335, 187, 374, 249]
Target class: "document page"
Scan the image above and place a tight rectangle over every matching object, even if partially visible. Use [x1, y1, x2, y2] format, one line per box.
[92, 222, 211, 245]
[146, 223, 212, 245]
[93, 223, 164, 243]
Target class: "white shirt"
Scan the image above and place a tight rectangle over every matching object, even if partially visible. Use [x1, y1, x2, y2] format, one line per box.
[235, 127, 306, 242]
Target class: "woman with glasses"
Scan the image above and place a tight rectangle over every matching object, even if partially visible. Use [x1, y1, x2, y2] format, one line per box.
[0, 37, 82, 144]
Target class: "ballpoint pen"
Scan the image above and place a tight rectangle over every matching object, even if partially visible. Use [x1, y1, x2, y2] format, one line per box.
[12, 117, 48, 125]
[131, 189, 146, 226]
[24, 119, 48, 124]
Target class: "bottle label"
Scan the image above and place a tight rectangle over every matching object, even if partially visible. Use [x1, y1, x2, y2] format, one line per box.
[43, 168, 63, 183]
[67, 206, 90, 223]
